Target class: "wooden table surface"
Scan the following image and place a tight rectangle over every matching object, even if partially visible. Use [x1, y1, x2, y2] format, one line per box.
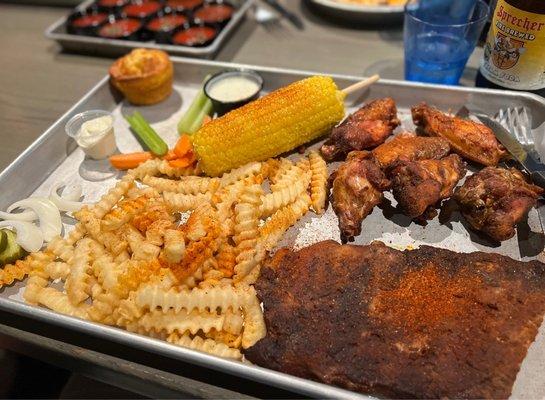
[0, 1, 483, 171]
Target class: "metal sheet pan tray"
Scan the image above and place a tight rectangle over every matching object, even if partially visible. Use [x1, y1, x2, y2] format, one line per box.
[2, 58, 545, 399]
[45, 0, 254, 59]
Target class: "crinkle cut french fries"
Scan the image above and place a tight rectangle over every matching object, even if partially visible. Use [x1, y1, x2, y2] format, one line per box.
[9, 152, 328, 359]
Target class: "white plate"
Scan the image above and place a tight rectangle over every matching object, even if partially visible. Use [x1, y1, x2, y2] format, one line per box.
[309, 0, 404, 24]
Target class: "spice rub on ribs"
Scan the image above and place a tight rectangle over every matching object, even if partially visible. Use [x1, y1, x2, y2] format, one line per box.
[245, 241, 545, 399]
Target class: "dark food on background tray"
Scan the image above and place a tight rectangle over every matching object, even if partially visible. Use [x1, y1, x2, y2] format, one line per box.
[166, 0, 204, 12]
[455, 167, 543, 242]
[98, 18, 143, 40]
[71, 13, 109, 28]
[193, 3, 234, 25]
[146, 13, 188, 33]
[109, 48, 173, 105]
[321, 97, 400, 161]
[372, 132, 450, 169]
[96, 0, 128, 8]
[245, 240, 545, 399]
[65, 0, 236, 47]
[171, 25, 218, 46]
[330, 151, 390, 240]
[122, 1, 162, 19]
[68, 11, 109, 35]
[388, 154, 466, 220]
[412, 103, 506, 167]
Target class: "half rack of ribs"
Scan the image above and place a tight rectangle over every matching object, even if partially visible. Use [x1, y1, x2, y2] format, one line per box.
[245, 240, 545, 399]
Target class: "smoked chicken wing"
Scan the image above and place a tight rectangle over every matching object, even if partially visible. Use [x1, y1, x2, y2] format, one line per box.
[372, 132, 451, 169]
[331, 151, 390, 241]
[412, 103, 505, 166]
[321, 98, 400, 161]
[454, 167, 543, 242]
[388, 154, 466, 219]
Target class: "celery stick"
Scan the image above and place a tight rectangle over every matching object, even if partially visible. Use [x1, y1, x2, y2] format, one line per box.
[178, 76, 212, 135]
[187, 98, 213, 134]
[177, 90, 208, 134]
[132, 112, 169, 156]
[124, 112, 168, 156]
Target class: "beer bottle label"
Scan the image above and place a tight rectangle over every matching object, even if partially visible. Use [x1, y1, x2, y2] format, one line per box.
[480, 0, 545, 90]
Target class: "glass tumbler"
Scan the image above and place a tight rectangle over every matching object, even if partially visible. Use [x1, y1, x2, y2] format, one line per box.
[404, 0, 489, 85]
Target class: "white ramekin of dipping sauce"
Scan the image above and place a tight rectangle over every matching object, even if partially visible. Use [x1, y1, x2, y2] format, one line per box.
[204, 69, 263, 115]
[65, 110, 117, 160]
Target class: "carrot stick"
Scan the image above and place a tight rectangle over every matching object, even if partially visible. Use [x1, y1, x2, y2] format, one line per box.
[109, 152, 153, 170]
[173, 134, 193, 158]
[168, 152, 196, 168]
[162, 150, 178, 161]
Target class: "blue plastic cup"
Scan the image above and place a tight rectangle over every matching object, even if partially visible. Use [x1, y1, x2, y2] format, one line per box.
[404, 0, 489, 85]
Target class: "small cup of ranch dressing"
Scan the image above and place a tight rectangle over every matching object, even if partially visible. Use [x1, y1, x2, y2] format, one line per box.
[65, 110, 117, 160]
[204, 69, 263, 115]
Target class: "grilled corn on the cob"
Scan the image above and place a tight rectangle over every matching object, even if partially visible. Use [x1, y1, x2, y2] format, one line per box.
[192, 76, 345, 176]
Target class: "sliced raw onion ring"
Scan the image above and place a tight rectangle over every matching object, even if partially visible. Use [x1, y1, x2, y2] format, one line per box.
[49, 183, 84, 213]
[7, 198, 62, 242]
[0, 221, 44, 252]
[0, 210, 37, 221]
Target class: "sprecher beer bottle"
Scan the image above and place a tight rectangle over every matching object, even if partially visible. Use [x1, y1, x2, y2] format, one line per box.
[476, 0, 545, 96]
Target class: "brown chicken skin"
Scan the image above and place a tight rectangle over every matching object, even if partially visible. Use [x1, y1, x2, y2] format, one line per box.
[321, 98, 400, 161]
[412, 103, 504, 167]
[388, 154, 467, 219]
[372, 132, 451, 169]
[454, 167, 543, 242]
[330, 151, 390, 241]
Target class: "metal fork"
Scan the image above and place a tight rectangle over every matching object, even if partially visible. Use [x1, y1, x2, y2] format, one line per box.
[495, 106, 533, 146]
[493, 106, 545, 162]
[460, 104, 541, 160]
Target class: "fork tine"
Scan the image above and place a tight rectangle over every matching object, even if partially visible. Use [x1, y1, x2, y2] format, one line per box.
[507, 107, 523, 143]
[520, 107, 533, 145]
[496, 108, 506, 125]
[513, 107, 526, 145]
[511, 107, 532, 145]
[497, 106, 534, 147]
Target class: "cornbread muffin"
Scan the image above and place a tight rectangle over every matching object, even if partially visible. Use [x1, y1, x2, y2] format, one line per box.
[109, 48, 173, 105]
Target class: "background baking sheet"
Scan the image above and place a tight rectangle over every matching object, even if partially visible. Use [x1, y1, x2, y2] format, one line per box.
[45, 0, 254, 59]
[1, 58, 545, 398]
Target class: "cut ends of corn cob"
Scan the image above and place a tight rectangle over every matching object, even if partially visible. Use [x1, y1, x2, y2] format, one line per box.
[192, 76, 345, 177]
